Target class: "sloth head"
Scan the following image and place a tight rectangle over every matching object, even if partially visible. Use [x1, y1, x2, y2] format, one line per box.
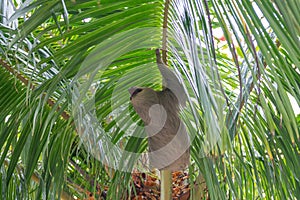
[129, 87, 159, 123]
[129, 87, 158, 106]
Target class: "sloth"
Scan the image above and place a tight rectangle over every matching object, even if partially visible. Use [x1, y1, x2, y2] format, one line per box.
[129, 49, 189, 171]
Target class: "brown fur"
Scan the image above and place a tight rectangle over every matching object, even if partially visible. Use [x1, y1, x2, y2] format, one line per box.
[129, 49, 190, 171]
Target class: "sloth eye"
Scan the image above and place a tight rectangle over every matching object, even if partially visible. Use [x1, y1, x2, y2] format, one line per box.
[132, 88, 143, 96]
[129, 88, 143, 100]
[130, 88, 143, 100]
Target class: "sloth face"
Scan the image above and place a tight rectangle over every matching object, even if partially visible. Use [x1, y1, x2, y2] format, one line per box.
[129, 87, 157, 103]
[129, 87, 159, 124]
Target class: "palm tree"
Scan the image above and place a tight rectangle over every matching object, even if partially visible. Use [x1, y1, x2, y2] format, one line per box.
[1, 0, 299, 199]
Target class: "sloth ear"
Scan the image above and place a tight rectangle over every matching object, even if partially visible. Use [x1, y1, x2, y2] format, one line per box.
[155, 49, 187, 107]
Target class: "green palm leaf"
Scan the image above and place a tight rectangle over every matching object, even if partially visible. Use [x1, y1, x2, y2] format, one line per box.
[0, 0, 299, 199]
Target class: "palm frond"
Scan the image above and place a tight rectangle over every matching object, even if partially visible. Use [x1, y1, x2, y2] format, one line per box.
[0, 0, 299, 199]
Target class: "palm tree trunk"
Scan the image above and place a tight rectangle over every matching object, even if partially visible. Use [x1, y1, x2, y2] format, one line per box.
[160, 169, 172, 200]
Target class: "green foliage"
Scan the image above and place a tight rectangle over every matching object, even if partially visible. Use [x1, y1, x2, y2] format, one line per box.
[0, 0, 299, 199]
